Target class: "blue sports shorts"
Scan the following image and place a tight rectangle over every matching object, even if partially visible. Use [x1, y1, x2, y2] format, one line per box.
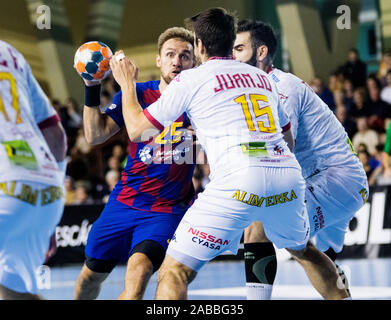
[85, 197, 184, 263]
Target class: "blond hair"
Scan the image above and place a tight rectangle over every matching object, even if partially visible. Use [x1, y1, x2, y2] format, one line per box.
[157, 27, 194, 54]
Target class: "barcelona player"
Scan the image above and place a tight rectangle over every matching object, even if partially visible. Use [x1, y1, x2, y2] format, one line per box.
[73, 27, 196, 300]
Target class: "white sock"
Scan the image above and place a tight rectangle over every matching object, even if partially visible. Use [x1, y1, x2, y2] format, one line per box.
[246, 282, 273, 300]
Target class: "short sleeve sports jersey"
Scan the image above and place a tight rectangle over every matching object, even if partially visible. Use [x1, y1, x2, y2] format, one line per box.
[105, 80, 195, 214]
[145, 58, 299, 180]
[269, 68, 363, 178]
[0, 41, 63, 186]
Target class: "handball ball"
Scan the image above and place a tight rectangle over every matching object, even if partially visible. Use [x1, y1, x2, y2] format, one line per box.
[74, 41, 113, 81]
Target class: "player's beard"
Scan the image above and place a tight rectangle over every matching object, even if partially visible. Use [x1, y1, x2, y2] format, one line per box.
[245, 48, 258, 67]
[194, 54, 202, 67]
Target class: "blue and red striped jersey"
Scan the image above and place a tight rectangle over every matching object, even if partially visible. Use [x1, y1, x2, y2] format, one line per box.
[105, 80, 195, 214]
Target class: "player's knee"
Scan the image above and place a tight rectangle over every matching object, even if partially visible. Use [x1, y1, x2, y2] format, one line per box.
[158, 258, 196, 285]
[130, 240, 166, 273]
[79, 264, 109, 286]
[287, 240, 316, 260]
[128, 254, 154, 279]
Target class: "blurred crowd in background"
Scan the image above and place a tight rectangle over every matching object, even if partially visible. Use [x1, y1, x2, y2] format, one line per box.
[55, 48, 391, 205]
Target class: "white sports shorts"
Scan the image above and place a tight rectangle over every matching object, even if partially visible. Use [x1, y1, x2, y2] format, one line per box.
[306, 166, 369, 253]
[0, 180, 64, 294]
[167, 166, 309, 271]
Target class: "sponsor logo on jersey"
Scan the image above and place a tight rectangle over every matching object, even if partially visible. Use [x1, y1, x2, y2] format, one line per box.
[312, 206, 325, 232]
[232, 189, 298, 208]
[273, 145, 284, 155]
[138, 146, 153, 163]
[188, 227, 230, 250]
[0, 181, 63, 206]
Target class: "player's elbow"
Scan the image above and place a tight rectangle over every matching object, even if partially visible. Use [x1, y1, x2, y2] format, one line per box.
[84, 128, 106, 146]
[127, 128, 143, 143]
[124, 113, 158, 142]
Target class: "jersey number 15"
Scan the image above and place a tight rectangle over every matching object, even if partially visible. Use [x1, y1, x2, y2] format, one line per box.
[234, 94, 276, 133]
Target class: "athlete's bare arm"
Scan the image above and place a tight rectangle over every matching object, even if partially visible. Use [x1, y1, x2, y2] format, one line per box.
[40, 121, 67, 162]
[82, 79, 121, 145]
[282, 128, 295, 151]
[110, 52, 158, 142]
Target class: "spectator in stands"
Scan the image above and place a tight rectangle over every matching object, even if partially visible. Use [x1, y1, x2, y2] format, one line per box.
[341, 48, 367, 88]
[111, 144, 127, 169]
[335, 105, 357, 139]
[367, 83, 391, 133]
[352, 117, 379, 156]
[367, 74, 381, 91]
[349, 87, 371, 119]
[333, 90, 345, 110]
[328, 72, 343, 95]
[378, 50, 391, 87]
[64, 176, 77, 205]
[106, 156, 121, 173]
[51, 99, 62, 114]
[311, 76, 335, 111]
[358, 149, 376, 178]
[102, 170, 120, 203]
[60, 97, 82, 135]
[381, 70, 391, 105]
[371, 144, 384, 169]
[73, 180, 94, 205]
[357, 149, 382, 186]
[342, 78, 355, 111]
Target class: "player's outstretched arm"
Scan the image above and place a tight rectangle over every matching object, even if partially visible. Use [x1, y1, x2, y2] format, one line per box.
[110, 51, 158, 142]
[82, 79, 121, 145]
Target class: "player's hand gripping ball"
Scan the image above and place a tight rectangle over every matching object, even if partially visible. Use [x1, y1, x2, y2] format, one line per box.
[74, 41, 113, 81]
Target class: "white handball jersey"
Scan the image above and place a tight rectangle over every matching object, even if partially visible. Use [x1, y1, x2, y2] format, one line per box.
[145, 58, 299, 180]
[269, 68, 362, 179]
[0, 41, 63, 186]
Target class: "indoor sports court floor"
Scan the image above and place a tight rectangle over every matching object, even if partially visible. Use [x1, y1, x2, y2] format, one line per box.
[38, 250, 391, 300]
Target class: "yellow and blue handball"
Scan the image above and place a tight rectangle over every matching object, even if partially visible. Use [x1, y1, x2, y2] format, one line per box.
[74, 41, 113, 81]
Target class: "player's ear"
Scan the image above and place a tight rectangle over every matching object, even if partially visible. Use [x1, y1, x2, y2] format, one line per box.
[156, 54, 161, 68]
[197, 39, 207, 56]
[257, 45, 269, 63]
